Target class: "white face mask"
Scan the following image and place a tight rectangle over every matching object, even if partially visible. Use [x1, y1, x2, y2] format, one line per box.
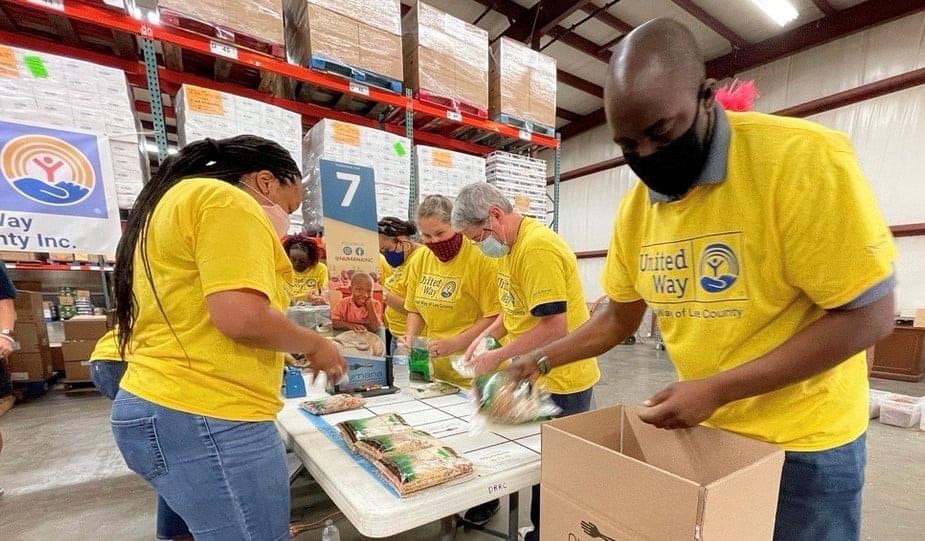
[243, 182, 290, 238]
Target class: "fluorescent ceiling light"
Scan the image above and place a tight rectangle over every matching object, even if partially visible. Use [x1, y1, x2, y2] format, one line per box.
[750, 0, 799, 26]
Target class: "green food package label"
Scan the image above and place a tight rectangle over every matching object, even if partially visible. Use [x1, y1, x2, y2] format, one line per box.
[393, 142, 406, 157]
[23, 56, 48, 78]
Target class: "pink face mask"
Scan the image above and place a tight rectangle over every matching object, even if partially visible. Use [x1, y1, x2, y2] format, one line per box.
[243, 183, 290, 238]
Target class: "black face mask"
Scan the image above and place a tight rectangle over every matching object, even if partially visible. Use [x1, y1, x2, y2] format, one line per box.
[624, 88, 712, 199]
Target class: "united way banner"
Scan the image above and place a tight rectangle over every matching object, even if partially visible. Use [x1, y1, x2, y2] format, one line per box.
[0, 119, 121, 256]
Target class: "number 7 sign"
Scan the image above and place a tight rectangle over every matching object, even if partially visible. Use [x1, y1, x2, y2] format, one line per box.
[319, 159, 377, 230]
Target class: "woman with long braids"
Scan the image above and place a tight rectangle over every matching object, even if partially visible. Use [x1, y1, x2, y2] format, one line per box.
[111, 135, 346, 541]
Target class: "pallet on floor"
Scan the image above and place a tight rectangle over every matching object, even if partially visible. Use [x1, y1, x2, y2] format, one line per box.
[62, 379, 99, 395]
[492, 113, 555, 137]
[307, 56, 403, 94]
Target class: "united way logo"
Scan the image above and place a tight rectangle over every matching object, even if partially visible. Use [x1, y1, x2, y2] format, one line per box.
[699, 243, 739, 293]
[0, 121, 108, 219]
[440, 280, 458, 299]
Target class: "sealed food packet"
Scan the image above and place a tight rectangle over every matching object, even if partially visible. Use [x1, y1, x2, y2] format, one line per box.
[406, 381, 460, 399]
[473, 372, 561, 425]
[355, 430, 442, 461]
[301, 394, 366, 415]
[374, 446, 475, 496]
[452, 336, 502, 378]
[338, 413, 413, 446]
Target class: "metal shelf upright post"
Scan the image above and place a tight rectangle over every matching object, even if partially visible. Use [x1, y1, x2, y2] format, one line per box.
[405, 89, 417, 221]
[141, 34, 169, 164]
[552, 134, 561, 232]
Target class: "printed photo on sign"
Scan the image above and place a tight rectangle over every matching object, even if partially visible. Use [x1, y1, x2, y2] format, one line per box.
[0, 118, 121, 256]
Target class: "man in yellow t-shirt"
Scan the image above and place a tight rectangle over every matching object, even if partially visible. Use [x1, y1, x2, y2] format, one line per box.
[508, 19, 896, 541]
[453, 182, 599, 538]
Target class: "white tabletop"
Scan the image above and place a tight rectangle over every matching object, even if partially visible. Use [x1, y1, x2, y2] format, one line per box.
[275, 371, 542, 538]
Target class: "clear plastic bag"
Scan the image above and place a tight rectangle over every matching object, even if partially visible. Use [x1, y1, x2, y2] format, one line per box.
[451, 336, 501, 379]
[409, 338, 434, 382]
[472, 372, 561, 425]
[337, 413, 413, 445]
[355, 429, 441, 461]
[301, 394, 366, 415]
[373, 446, 474, 496]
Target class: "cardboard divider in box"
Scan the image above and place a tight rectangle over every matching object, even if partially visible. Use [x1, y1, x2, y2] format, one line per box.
[490, 37, 557, 131]
[542, 405, 785, 541]
[0, 45, 148, 209]
[156, 0, 286, 58]
[415, 145, 486, 201]
[403, 2, 489, 117]
[301, 120, 411, 231]
[284, 0, 403, 95]
[175, 84, 305, 229]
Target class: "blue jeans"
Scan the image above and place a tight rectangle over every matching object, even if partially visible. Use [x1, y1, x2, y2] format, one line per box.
[90, 361, 127, 400]
[526, 388, 594, 541]
[111, 391, 290, 541]
[774, 433, 866, 541]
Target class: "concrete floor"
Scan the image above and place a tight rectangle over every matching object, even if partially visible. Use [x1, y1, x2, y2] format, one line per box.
[1, 343, 923, 540]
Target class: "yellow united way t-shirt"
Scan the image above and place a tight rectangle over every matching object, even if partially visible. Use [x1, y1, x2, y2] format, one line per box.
[499, 218, 600, 394]
[120, 178, 292, 422]
[288, 263, 329, 301]
[404, 239, 500, 387]
[603, 111, 896, 451]
[382, 247, 425, 337]
[90, 329, 122, 362]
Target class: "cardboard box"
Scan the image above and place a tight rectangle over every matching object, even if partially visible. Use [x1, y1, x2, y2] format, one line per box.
[490, 37, 556, 128]
[541, 405, 785, 540]
[14, 322, 49, 353]
[914, 308, 925, 328]
[8, 351, 52, 382]
[62, 340, 97, 362]
[63, 317, 108, 341]
[158, 0, 285, 51]
[50, 344, 65, 372]
[12, 280, 42, 292]
[0, 251, 39, 263]
[403, 2, 488, 111]
[14, 291, 45, 323]
[65, 360, 92, 381]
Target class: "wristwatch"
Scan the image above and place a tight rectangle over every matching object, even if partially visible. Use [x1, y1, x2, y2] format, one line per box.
[532, 349, 551, 375]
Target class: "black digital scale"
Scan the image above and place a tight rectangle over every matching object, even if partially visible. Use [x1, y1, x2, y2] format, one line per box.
[334, 354, 400, 397]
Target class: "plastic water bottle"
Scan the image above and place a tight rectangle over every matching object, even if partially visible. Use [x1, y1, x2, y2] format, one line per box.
[321, 519, 340, 541]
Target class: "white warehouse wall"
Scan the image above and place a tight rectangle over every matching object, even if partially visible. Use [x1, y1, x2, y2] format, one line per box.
[546, 12, 925, 315]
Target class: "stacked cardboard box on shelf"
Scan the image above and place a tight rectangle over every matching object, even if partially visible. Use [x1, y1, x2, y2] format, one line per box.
[156, 0, 286, 57]
[490, 38, 557, 130]
[486, 151, 548, 221]
[8, 292, 53, 382]
[302, 119, 411, 230]
[403, 2, 489, 114]
[0, 45, 147, 209]
[416, 146, 486, 201]
[284, 0, 403, 83]
[62, 316, 109, 381]
[175, 83, 305, 229]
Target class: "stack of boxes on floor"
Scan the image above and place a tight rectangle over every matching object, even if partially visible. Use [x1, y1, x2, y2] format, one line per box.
[7, 292, 52, 383]
[0, 45, 147, 209]
[301, 119, 411, 230]
[284, 0, 403, 89]
[61, 316, 109, 382]
[175, 83, 304, 230]
[415, 145, 486, 201]
[490, 38, 557, 133]
[403, 2, 489, 115]
[486, 151, 550, 221]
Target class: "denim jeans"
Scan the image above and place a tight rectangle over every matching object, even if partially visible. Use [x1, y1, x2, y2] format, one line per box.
[89, 361, 126, 400]
[525, 388, 594, 541]
[774, 433, 867, 541]
[111, 390, 290, 541]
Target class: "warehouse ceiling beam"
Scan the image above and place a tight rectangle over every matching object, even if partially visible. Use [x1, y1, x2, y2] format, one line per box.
[557, 69, 604, 98]
[578, 4, 634, 34]
[597, 35, 623, 54]
[556, 107, 583, 122]
[504, 0, 595, 42]
[561, 0, 925, 139]
[671, 0, 749, 49]
[810, 0, 838, 16]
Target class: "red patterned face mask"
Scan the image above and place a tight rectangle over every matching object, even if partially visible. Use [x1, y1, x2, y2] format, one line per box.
[425, 232, 463, 263]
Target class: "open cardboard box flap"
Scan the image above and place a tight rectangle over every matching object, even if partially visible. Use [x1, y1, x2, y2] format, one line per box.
[542, 405, 784, 540]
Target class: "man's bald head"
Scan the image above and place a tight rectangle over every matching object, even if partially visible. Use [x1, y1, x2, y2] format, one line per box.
[604, 18, 714, 158]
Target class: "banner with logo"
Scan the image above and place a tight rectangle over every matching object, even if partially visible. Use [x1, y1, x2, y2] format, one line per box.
[0, 119, 122, 256]
[320, 159, 387, 364]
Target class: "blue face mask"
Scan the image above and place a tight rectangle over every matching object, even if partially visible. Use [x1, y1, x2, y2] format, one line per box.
[478, 228, 510, 258]
[383, 249, 405, 267]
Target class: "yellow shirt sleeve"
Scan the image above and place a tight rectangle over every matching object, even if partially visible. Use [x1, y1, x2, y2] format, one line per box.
[476, 258, 501, 317]
[520, 248, 568, 311]
[195, 206, 282, 301]
[318, 263, 329, 289]
[602, 201, 644, 303]
[777, 132, 897, 309]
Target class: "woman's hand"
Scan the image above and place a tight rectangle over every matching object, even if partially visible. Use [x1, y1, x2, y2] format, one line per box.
[305, 337, 347, 383]
[428, 337, 458, 358]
